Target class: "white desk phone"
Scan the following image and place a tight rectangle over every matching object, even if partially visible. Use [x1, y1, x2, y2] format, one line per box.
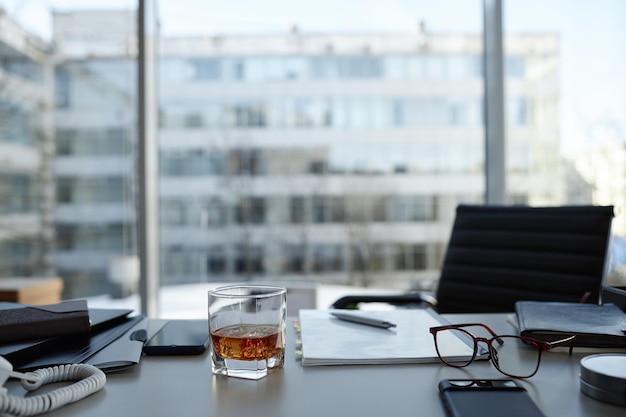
[0, 355, 105, 416]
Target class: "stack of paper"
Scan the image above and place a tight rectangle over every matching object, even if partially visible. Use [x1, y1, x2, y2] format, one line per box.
[298, 309, 475, 366]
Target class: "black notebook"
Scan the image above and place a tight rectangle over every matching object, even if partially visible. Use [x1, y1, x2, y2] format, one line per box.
[515, 301, 626, 348]
[0, 302, 144, 372]
[0, 300, 90, 343]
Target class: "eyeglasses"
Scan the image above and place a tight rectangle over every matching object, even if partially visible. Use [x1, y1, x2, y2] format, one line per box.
[429, 323, 575, 378]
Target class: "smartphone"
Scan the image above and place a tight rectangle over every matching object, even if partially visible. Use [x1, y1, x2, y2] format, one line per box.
[142, 319, 209, 355]
[438, 379, 547, 417]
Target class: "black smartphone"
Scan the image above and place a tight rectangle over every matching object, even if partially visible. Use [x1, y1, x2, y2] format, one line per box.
[142, 319, 209, 355]
[438, 379, 547, 417]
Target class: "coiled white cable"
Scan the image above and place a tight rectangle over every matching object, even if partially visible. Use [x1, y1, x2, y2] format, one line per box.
[0, 362, 106, 417]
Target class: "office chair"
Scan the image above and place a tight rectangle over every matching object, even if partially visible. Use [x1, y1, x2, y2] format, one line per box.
[331, 204, 615, 314]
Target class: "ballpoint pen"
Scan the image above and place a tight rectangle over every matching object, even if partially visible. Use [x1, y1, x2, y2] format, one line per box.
[330, 312, 397, 329]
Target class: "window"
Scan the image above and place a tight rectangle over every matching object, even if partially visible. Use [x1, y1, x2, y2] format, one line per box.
[234, 197, 266, 224]
[14, 2, 626, 318]
[312, 196, 345, 223]
[161, 200, 187, 225]
[55, 70, 71, 108]
[234, 244, 264, 274]
[231, 149, 265, 176]
[290, 197, 306, 224]
[388, 196, 434, 222]
[191, 58, 221, 80]
[203, 199, 228, 226]
[312, 244, 343, 272]
[504, 0, 626, 283]
[285, 245, 306, 273]
[207, 247, 226, 274]
[394, 244, 427, 270]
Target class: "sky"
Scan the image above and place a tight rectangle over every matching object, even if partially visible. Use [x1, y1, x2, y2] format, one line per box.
[0, 0, 483, 38]
[0, 0, 625, 156]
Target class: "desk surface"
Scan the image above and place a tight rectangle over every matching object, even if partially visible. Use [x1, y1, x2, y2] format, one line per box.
[9, 313, 625, 417]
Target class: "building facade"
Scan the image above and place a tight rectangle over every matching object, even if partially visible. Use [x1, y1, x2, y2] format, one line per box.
[48, 11, 563, 297]
[0, 9, 53, 278]
[52, 10, 138, 296]
[156, 28, 562, 290]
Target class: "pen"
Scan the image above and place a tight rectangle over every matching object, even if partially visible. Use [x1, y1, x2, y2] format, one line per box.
[330, 312, 397, 329]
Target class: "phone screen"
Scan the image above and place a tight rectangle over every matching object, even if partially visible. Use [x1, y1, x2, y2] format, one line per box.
[439, 379, 547, 417]
[143, 319, 209, 355]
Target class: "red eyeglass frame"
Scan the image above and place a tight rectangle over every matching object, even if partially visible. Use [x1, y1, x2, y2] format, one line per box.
[429, 323, 575, 378]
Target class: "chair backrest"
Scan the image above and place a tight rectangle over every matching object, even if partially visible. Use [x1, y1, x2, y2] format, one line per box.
[435, 204, 614, 314]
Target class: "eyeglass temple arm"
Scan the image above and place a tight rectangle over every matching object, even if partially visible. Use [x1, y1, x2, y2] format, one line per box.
[545, 335, 576, 355]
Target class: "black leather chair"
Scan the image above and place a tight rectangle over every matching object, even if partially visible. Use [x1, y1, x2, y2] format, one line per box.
[331, 204, 615, 314]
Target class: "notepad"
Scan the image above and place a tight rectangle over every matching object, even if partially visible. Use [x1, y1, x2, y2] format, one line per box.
[298, 309, 476, 366]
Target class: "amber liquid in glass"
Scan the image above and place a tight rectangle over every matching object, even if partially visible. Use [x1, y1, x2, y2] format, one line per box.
[211, 324, 283, 361]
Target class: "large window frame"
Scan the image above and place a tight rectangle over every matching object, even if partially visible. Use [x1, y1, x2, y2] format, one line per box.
[137, 0, 506, 317]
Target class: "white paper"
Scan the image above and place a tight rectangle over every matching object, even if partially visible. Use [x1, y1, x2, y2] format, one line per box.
[299, 309, 475, 366]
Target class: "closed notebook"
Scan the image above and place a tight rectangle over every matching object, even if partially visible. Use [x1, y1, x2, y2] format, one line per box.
[0, 299, 90, 343]
[515, 301, 626, 348]
[0, 303, 141, 372]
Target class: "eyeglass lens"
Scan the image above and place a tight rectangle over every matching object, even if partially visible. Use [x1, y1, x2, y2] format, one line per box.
[433, 328, 477, 367]
[489, 336, 541, 377]
[434, 329, 542, 378]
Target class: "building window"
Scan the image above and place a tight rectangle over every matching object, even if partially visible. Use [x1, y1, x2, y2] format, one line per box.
[161, 200, 187, 225]
[394, 244, 427, 270]
[506, 55, 525, 78]
[207, 246, 226, 274]
[350, 243, 386, 273]
[55, 69, 71, 108]
[290, 196, 306, 224]
[345, 195, 370, 223]
[508, 96, 528, 126]
[231, 149, 265, 176]
[285, 244, 305, 273]
[184, 113, 203, 128]
[234, 197, 265, 224]
[0, 174, 33, 213]
[312, 196, 345, 223]
[234, 244, 263, 274]
[389, 196, 434, 222]
[203, 199, 227, 226]
[312, 244, 343, 272]
[191, 58, 221, 80]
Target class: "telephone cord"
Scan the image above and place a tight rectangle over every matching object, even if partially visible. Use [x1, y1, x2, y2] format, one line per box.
[0, 363, 106, 417]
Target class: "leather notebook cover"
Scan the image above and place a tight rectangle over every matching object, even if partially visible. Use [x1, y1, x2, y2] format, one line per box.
[0, 304, 133, 358]
[0, 300, 90, 343]
[515, 301, 626, 347]
[12, 315, 146, 372]
[0, 303, 141, 372]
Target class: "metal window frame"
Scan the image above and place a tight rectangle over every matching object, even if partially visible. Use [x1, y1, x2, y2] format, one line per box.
[136, 0, 507, 316]
[483, 0, 506, 204]
[138, 0, 160, 317]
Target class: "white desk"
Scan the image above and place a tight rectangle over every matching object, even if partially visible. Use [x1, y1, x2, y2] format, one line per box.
[8, 313, 624, 417]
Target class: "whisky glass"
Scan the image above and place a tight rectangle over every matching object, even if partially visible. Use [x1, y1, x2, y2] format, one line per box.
[209, 285, 286, 380]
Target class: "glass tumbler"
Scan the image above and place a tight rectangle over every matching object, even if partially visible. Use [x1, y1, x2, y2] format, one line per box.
[208, 285, 286, 380]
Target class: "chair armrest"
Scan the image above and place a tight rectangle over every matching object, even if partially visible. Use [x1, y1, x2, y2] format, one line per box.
[330, 292, 437, 310]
